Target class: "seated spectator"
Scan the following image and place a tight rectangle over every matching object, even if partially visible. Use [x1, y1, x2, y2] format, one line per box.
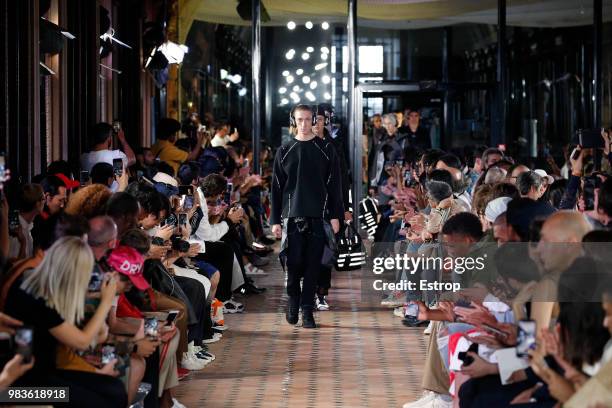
[150, 118, 203, 175]
[65, 184, 112, 220]
[90, 162, 115, 188]
[8, 184, 44, 260]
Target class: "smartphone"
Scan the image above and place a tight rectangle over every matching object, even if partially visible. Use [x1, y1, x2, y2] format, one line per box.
[80, 170, 89, 186]
[482, 323, 508, 338]
[583, 175, 599, 211]
[166, 310, 179, 325]
[404, 170, 412, 186]
[224, 183, 233, 205]
[144, 317, 159, 339]
[455, 298, 474, 309]
[405, 303, 419, 318]
[113, 120, 122, 134]
[243, 159, 249, 169]
[163, 213, 178, 227]
[178, 185, 193, 196]
[178, 213, 187, 227]
[458, 351, 474, 366]
[9, 210, 20, 231]
[395, 160, 403, 167]
[14, 327, 33, 364]
[576, 128, 604, 149]
[571, 147, 581, 161]
[112, 158, 123, 177]
[182, 195, 194, 210]
[516, 320, 536, 357]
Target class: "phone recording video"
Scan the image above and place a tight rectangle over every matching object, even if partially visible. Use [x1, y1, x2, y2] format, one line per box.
[516, 320, 536, 357]
[14, 327, 33, 364]
[112, 158, 123, 178]
[9, 210, 20, 231]
[405, 303, 419, 318]
[224, 183, 233, 205]
[80, 170, 89, 187]
[582, 175, 600, 212]
[178, 213, 188, 227]
[166, 310, 179, 325]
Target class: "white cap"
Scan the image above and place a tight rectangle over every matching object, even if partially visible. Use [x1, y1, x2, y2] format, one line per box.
[485, 196, 513, 223]
[152, 171, 178, 187]
[534, 169, 554, 184]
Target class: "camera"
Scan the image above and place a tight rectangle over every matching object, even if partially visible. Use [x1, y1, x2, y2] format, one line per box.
[171, 236, 190, 253]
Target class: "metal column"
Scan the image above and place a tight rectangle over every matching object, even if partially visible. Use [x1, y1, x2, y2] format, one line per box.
[347, 0, 361, 220]
[442, 27, 451, 148]
[251, 0, 261, 174]
[593, 0, 602, 129]
[493, 0, 507, 147]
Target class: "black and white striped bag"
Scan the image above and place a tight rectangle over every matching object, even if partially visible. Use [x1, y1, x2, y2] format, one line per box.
[335, 222, 366, 271]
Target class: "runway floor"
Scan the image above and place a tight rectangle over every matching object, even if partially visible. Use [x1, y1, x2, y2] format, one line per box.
[175, 255, 426, 408]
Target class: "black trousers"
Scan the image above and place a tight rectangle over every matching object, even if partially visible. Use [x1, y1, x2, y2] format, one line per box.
[175, 275, 211, 345]
[286, 218, 325, 309]
[317, 265, 332, 295]
[194, 241, 235, 302]
[52, 369, 127, 408]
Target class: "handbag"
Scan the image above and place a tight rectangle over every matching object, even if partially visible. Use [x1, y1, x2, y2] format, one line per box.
[335, 222, 366, 271]
[358, 197, 379, 239]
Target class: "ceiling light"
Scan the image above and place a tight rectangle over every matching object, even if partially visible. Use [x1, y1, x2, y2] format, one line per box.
[281, 98, 289, 105]
[314, 63, 328, 71]
[322, 75, 331, 84]
[158, 41, 188, 64]
[301, 53, 310, 60]
[324, 92, 331, 100]
[305, 21, 313, 30]
[309, 81, 317, 89]
[302, 76, 311, 84]
[305, 91, 316, 101]
[296, 68, 304, 75]
[229, 74, 242, 84]
[321, 46, 330, 54]
[238, 88, 247, 96]
[285, 49, 295, 60]
[306, 46, 314, 53]
[220, 69, 228, 79]
[286, 75, 294, 84]
[292, 85, 300, 92]
[287, 21, 296, 30]
[322, 22, 329, 30]
[290, 92, 300, 103]
[279, 87, 287, 94]
[282, 70, 290, 77]
[320, 53, 328, 60]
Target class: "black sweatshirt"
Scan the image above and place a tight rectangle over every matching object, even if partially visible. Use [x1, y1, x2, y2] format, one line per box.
[271, 136, 344, 225]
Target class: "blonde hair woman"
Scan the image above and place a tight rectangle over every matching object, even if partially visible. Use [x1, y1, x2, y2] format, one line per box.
[4, 236, 125, 406]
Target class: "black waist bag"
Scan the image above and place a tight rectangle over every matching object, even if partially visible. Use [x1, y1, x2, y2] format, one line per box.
[335, 222, 366, 271]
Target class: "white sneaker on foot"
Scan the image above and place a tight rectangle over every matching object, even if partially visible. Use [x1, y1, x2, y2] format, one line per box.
[245, 263, 268, 276]
[423, 320, 434, 335]
[181, 352, 209, 370]
[202, 332, 222, 344]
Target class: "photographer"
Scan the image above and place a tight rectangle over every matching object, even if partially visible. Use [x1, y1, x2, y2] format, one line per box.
[80, 122, 136, 173]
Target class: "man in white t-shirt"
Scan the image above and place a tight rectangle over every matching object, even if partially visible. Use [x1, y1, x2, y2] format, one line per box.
[80, 122, 136, 172]
[210, 123, 239, 148]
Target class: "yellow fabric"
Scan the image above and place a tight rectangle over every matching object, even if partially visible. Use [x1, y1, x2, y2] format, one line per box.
[56, 345, 97, 373]
[150, 140, 189, 175]
[178, 0, 542, 43]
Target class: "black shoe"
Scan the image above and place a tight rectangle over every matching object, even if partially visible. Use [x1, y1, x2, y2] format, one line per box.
[402, 316, 428, 328]
[302, 309, 316, 329]
[286, 306, 299, 325]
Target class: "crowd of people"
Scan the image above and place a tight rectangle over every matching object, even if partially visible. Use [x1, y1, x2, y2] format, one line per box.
[0, 101, 611, 408]
[363, 109, 612, 407]
[0, 115, 277, 408]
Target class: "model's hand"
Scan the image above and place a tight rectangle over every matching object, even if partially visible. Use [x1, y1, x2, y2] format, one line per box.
[331, 219, 340, 234]
[272, 224, 282, 239]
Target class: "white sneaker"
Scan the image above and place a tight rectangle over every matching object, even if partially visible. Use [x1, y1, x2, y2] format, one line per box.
[202, 332, 223, 344]
[172, 397, 187, 408]
[381, 295, 405, 308]
[402, 391, 435, 408]
[423, 321, 434, 335]
[245, 264, 268, 276]
[431, 394, 452, 408]
[181, 352, 209, 370]
[316, 296, 330, 311]
[223, 299, 244, 314]
[393, 305, 406, 318]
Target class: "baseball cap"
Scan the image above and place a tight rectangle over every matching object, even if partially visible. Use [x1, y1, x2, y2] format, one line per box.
[534, 169, 554, 184]
[105, 246, 148, 290]
[485, 196, 513, 223]
[55, 173, 80, 190]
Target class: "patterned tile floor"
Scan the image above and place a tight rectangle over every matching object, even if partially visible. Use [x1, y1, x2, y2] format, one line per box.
[175, 256, 426, 408]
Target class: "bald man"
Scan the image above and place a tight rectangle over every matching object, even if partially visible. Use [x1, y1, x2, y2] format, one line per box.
[434, 163, 472, 211]
[508, 164, 530, 185]
[88, 215, 118, 261]
[515, 211, 593, 330]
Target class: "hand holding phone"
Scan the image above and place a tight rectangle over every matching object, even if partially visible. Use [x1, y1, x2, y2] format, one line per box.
[14, 327, 33, 364]
[112, 158, 123, 178]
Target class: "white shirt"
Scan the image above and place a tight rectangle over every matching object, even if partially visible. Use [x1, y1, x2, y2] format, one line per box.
[8, 215, 34, 259]
[210, 135, 229, 148]
[192, 187, 229, 242]
[80, 149, 128, 172]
